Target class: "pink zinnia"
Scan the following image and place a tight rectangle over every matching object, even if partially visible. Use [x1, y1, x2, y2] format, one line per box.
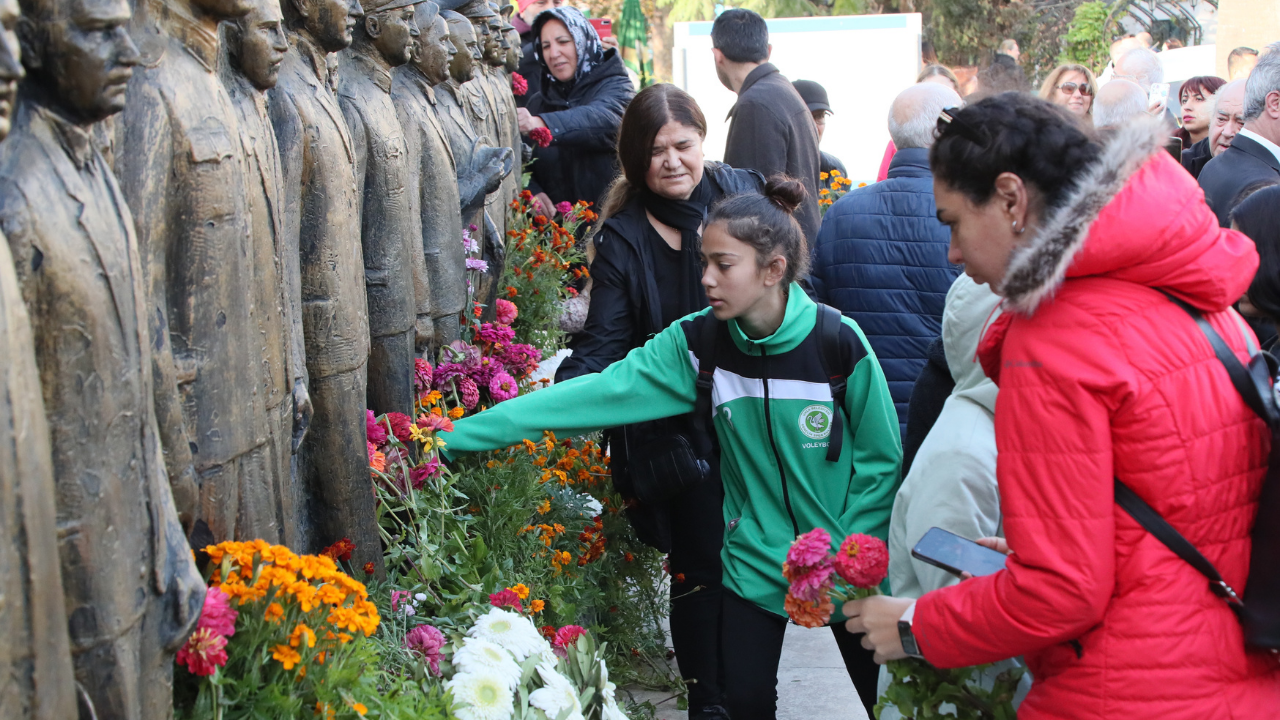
[786, 527, 832, 569]
[410, 457, 441, 489]
[405, 624, 445, 675]
[553, 624, 587, 655]
[495, 298, 518, 325]
[501, 343, 541, 377]
[457, 376, 480, 409]
[391, 590, 411, 612]
[197, 586, 238, 638]
[417, 413, 454, 433]
[511, 72, 528, 96]
[386, 412, 414, 444]
[832, 533, 890, 589]
[477, 322, 516, 346]
[176, 628, 228, 676]
[489, 371, 518, 402]
[489, 588, 523, 611]
[555, 201, 573, 215]
[414, 358, 433, 393]
[784, 559, 834, 603]
[530, 126, 552, 148]
[367, 409, 388, 446]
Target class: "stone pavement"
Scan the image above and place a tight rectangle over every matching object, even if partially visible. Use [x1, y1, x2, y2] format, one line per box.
[624, 623, 871, 720]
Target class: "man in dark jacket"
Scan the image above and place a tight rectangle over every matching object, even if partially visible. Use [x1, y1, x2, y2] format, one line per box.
[1199, 45, 1280, 227]
[711, 9, 821, 240]
[811, 83, 962, 433]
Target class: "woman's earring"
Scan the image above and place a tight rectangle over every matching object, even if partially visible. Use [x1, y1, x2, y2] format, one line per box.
[1012, 220, 1025, 235]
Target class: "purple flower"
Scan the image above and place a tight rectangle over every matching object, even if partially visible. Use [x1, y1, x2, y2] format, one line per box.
[457, 376, 480, 409]
[433, 362, 467, 390]
[462, 230, 479, 254]
[476, 322, 516, 346]
[489, 371, 518, 402]
[466, 257, 489, 273]
[445, 340, 482, 368]
[410, 457, 441, 489]
[405, 624, 445, 676]
[468, 356, 499, 387]
[501, 343, 541, 376]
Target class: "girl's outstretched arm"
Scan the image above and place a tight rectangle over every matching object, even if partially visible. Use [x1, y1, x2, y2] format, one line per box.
[445, 315, 702, 455]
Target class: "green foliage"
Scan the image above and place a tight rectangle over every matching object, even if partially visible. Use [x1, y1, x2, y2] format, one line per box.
[875, 659, 1024, 719]
[928, 0, 1031, 67]
[1060, 1, 1112, 75]
[502, 196, 589, 352]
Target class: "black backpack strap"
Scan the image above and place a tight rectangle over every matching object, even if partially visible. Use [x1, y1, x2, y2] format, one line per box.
[1114, 478, 1244, 608]
[816, 304, 848, 462]
[690, 316, 721, 457]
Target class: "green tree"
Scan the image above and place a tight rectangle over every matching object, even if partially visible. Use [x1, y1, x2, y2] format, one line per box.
[1060, 1, 1113, 74]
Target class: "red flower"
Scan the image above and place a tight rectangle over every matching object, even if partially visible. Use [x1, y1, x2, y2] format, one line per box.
[511, 71, 528, 95]
[176, 628, 228, 676]
[366, 410, 388, 446]
[197, 586, 239, 637]
[414, 358, 434, 394]
[540, 624, 557, 639]
[386, 412, 414, 444]
[363, 562, 376, 575]
[321, 537, 355, 562]
[530, 126, 552, 148]
[489, 588, 523, 611]
[552, 624, 587, 655]
[832, 533, 889, 589]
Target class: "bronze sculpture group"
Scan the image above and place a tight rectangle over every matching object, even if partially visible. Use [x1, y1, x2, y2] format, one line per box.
[0, 0, 522, 715]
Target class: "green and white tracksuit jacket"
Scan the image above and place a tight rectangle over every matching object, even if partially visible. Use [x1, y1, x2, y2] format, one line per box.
[445, 285, 903, 618]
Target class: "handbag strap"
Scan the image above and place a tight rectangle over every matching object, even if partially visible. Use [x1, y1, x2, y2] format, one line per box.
[690, 316, 721, 457]
[815, 304, 848, 462]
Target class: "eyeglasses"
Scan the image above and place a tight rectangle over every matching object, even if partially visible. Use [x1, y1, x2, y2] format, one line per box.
[1056, 82, 1093, 96]
[936, 107, 989, 148]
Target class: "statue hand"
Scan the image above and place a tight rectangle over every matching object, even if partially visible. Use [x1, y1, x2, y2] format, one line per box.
[291, 378, 313, 452]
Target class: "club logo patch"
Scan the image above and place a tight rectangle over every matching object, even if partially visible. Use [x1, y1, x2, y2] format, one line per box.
[798, 404, 832, 440]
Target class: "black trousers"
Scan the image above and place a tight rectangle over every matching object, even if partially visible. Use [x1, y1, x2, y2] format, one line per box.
[721, 590, 880, 720]
[667, 472, 727, 715]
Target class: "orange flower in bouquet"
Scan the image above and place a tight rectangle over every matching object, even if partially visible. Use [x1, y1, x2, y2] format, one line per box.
[781, 528, 889, 627]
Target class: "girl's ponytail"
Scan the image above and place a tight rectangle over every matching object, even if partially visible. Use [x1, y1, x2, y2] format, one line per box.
[708, 174, 810, 286]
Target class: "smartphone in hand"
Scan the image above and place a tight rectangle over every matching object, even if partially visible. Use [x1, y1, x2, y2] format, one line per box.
[1148, 82, 1170, 113]
[911, 527, 1008, 578]
[589, 18, 612, 39]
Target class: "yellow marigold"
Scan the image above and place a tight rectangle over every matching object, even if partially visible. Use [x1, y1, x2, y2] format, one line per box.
[424, 390, 442, 406]
[273, 644, 302, 670]
[290, 622, 317, 649]
[819, 171, 830, 181]
[316, 583, 346, 606]
[316, 701, 336, 720]
[536, 499, 551, 514]
[350, 702, 368, 716]
[510, 583, 530, 599]
[553, 523, 565, 534]
[289, 581, 320, 612]
[259, 565, 297, 587]
[265, 602, 285, 623]
[448, 406, 465, 419]
[530, 599, 545, 613]
[830, 169, 843, 177]
[819, 189, 830, 197]
[533, 455, 547, 467]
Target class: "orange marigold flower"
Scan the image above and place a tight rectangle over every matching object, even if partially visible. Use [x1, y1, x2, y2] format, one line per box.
[264, 602, 285, 623]
[506, 286, 518, 298]
[289, 622, 317, 649]
[448, 406, 465, 419]
[316, 584, 346, 605]
[510, 583, 530, 600]
[272, 644, 302, 670]
[530, 599, 545, 612]
[784, 593, 835, 629]
[351, 702, 368, 716]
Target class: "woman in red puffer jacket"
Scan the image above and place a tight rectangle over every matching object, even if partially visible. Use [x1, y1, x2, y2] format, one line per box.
[846, 94, 1280, 718]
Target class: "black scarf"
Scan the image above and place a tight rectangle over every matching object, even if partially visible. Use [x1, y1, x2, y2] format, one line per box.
[638, 173, 717, 321]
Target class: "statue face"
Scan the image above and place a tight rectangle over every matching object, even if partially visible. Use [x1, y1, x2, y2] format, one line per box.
[484, 17, 504, 66]
[503, 28, 520, 73]
[231, 0, 288, 90]
[445, 17, 476, 83]
[21, 0, 140, 125]
[0, 0, 22, 140]
[369, 6, 415, 67]
[413, 13, 453, 86]
[303, 0, 363, 53]
[192, 0, 253, 19]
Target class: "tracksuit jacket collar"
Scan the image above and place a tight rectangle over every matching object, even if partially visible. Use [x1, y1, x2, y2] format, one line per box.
[727, 283, 814, 356]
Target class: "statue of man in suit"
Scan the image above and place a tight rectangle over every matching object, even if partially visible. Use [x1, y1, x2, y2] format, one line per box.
[0, 0, 78, 716]
[269, 0, 383, 573]
[3, 0, 205, 715]
[222, 0, 313, 548]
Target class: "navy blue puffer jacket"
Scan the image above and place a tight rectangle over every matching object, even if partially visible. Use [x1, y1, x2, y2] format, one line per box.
[810, 147, 959, 431]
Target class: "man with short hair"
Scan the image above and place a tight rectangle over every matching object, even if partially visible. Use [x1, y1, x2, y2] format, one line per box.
[1184, 79, 1246, 178]
[1094, 79, 1149, 129]
[996, 37, 1019, 64]
[1199, 42, 1280, 226]
[1229, 46, 1259, 81]
[712, 8, 821, 240]
[1113, 46, 1163, 91]
[811, 82, 963, 441]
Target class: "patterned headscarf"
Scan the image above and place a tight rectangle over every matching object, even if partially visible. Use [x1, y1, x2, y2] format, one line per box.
[531, 6, 604, 91]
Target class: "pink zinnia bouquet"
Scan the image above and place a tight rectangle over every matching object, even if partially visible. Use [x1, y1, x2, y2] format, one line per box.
[781, 528, 889, 628]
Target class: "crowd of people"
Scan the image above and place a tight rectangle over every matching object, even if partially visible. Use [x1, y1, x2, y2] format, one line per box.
[471, 7, 1280, 719]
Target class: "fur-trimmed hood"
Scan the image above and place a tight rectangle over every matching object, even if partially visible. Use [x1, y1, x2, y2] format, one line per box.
[1001, 115, 1258, 315]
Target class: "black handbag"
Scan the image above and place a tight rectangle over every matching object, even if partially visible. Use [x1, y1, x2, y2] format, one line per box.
[1115, 293, 1280, 650]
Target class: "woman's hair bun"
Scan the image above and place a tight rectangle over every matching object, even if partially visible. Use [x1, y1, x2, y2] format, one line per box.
[763, 175, 806, 214]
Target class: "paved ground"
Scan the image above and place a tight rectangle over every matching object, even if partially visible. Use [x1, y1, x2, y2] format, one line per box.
[624, 623, 871, 720]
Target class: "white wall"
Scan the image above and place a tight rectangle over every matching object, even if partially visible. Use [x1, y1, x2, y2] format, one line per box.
[673, 14, 923, 184]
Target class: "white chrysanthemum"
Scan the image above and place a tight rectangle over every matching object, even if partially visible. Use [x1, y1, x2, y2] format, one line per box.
[452, 638, 522, 687]
[445, 671, 515, 720]
[601, 695, 629, 720]
[468, 607, 547, 661]
[578, 494, 603, 517]
[529, 663, 584, 720]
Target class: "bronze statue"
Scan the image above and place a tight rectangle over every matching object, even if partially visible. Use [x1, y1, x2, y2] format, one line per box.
[392, 0, 467, 348]
[3, 0, 204, 716]
[222, 0, 312, 548]
[269, 0, 383, 573]
[0, 1, 78, 716]
[337, 0, 429, 415]
[117, 0, 276, 546]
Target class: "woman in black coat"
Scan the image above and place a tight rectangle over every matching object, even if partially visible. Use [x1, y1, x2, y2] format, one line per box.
[519, 7, 633, 213]
[555, 84, 763, 720]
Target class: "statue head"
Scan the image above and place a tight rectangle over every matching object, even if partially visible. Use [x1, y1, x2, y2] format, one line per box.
[283, 0, 363, 53]
[483, 14, 504, 66]
[502, 25, 519, 73]
[354, 0, 418, 67]
[410, 2, 452, 86]
[226, 0, 288, 90]
[192, 0, 253, 20]
[442, 10, 476, 84]
[17, 0, 140, 125]
[0, 0, 23, 139]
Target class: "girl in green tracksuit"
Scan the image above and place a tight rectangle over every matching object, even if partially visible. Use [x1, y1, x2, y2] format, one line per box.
[445, 178, 902, 718]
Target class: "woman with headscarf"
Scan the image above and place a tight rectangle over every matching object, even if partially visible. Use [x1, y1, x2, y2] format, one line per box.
[518, 6, 634, 215]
